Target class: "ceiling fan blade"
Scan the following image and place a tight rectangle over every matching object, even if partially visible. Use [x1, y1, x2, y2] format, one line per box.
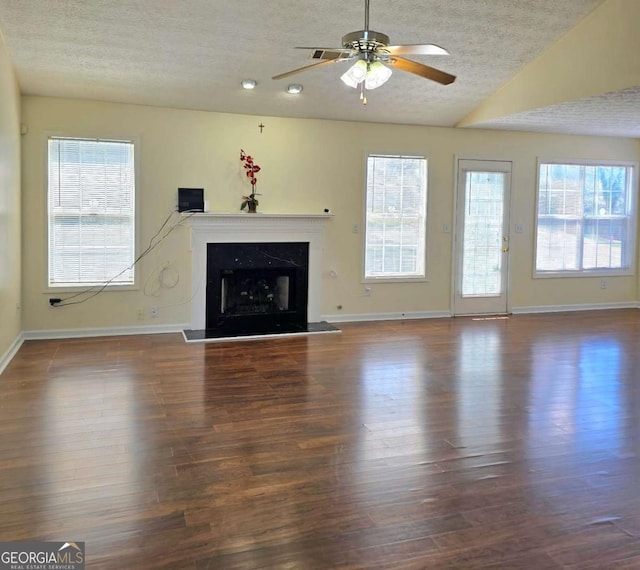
[294, 46, 353, 53]
[272, 57, 350, 80]
[294, 47, 356, 61]
[388, 56, 456, 85]
[385, 44, 450, 56]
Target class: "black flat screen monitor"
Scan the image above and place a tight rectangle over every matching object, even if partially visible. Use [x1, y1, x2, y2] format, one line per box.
[178, 188, 204, 212]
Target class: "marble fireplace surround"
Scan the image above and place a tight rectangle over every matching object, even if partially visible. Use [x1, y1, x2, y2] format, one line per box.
[187, 213, 332, 331]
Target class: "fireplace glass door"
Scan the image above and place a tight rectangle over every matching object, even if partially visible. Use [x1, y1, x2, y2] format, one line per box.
[221, 269, 294, 316]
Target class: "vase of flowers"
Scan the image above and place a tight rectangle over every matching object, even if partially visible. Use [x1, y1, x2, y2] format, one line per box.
[240, 149, 261, 213]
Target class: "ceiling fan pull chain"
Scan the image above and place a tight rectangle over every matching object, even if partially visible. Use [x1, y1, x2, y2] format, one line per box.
[360, 82, 367, 105]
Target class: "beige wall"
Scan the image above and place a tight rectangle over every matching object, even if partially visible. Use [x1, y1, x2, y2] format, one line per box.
[20, 96, 640, 332]
[0, 33, 21, 358]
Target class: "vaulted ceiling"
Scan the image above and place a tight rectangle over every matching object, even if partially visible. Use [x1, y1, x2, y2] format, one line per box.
[1, 0, 638, 137]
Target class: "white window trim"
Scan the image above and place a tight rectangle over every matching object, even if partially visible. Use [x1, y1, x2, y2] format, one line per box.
[44, 132, 141, 292]
[362, 153, 429, 284]
[533, 157, 638, 279]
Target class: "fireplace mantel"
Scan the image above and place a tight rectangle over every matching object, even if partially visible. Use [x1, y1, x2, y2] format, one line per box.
[187, 213, 332, 330]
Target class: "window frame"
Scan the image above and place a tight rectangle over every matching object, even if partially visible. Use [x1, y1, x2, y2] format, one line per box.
[362, 153, 429, 283]
[533, 158, 638, 278]
[45, 133, 141, 292]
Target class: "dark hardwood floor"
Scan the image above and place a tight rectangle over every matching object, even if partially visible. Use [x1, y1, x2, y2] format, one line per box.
[2, 310, 640, 569]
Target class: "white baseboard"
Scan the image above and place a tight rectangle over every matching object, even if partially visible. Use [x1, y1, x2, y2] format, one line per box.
[22, 323, 190, 341]
[325, 302, 638, 322]
[511, 301, 637, 315]
[322, 310, 451, 323]
[0, 333, 25, 376]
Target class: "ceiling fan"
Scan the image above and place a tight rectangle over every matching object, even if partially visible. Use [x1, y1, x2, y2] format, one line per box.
[272, 0, 456, 104]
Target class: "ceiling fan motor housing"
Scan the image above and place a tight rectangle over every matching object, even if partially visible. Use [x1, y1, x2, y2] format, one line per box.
[342, 30, 391, 59]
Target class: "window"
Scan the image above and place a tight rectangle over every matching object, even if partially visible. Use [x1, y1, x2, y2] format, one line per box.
[535, 160, 637, 276]
[364, 154, 427, 280]
[48, 137, 136, 288]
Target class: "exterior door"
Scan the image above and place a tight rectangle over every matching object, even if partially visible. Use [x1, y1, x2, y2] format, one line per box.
[453, 159, 512, 315]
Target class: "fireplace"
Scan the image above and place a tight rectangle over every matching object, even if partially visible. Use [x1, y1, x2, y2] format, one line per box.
[206, 242, 308, 332]
[184, 213, 338, 341]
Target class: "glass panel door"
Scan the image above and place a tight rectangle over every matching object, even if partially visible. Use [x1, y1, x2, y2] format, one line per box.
[454, 160, 512, 315]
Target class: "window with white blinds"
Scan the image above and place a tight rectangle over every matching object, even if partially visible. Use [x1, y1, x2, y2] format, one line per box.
[48, 137, 136, 287]
[535, 160, 637, 276]
[364, 155, 428, 280]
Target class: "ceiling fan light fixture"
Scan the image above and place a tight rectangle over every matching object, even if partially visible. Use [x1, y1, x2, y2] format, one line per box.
[364, 61, 392, 89]
[241, 79, 257, 90]
[340, 59, 367, 88]
[287, 83, 303, 94]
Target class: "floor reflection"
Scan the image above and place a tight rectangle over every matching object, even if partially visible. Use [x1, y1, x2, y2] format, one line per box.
[529, 335, 623, 454]
[356, 339, 427, 461]
[453, 324, 503, 449]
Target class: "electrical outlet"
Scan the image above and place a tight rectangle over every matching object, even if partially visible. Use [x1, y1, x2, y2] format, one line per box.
[363, 286, 372, 297]
[600, 279, 607, 289]
[151, 306, 159, 318]
[137, 308, 145, 320]
[352, 224, 359, 234]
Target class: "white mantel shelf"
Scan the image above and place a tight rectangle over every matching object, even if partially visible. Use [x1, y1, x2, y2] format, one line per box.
[186, 212, 333, 229]
[186, 212, 332, 331]
[186, 213, 333, 219]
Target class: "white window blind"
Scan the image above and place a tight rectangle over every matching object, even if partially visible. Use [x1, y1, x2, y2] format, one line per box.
[535, 161, 636, 276]
[365, 155, 427, 279]
[48, 137, 136, 287]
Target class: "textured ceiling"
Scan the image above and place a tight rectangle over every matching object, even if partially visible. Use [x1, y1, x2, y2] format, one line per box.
[2, 0, 630, 136]
[466, 87, 640, 138]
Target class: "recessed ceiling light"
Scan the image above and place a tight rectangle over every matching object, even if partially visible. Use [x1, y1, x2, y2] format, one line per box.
[241, 79, 257, 90]
[287, 84, 303, 94]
